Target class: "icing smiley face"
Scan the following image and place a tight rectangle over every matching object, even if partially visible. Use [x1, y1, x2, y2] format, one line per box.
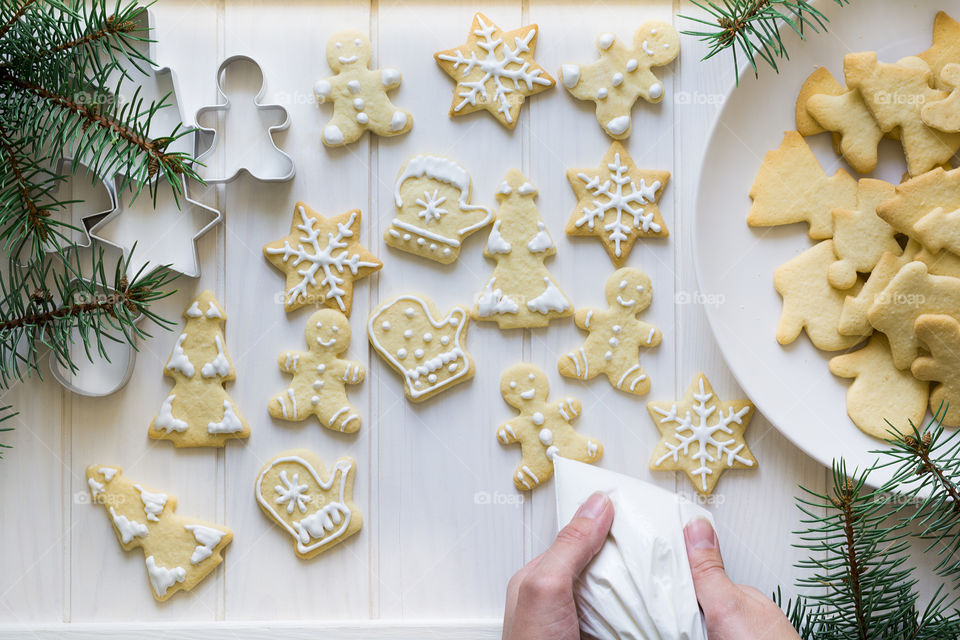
[307, 309, 351, 352]
[327, 31, 371, 72]
[606, 267, 652, 310]
[500, 364, 548, 408]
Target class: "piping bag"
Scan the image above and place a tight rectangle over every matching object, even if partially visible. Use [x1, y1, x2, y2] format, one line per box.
[554, 457, 711, 640]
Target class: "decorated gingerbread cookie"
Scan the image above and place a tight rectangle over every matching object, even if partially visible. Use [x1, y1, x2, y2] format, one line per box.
[263, 202, 382, 315]
[434, 13, 554, 128]
[368, 294, 474, 402]
[256, 450, 362, 560]
[647, 373, 756, 496]
[565, 141, 669, 265]
[560, 22, 679, 139]
[473, 170, 572, 329]
[558, 267, 661, 395]
[86, 465, 233, 601]
[314, 30, 412, 147]
[269, 309, 364, 433]
[386, 155, 492, 264]
[148, 291, 250, 447]
[497, 363, 602, 491]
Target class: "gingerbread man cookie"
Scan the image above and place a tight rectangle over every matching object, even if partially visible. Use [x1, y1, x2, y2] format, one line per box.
[560, 22, 679, 139]
[558, 268, 661, 395]
[913, 314, 960, 427]
[269, 309, 364, 433]
[314, 30, 412, 147]
[497, 363, 602, 491]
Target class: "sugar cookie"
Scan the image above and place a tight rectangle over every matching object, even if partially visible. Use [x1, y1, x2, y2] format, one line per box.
[913, 314, 960, 427]
[828, 178, 899, 290]
[838, 241, 920, 337]
[921, 64, 960, 132]
[877, 166, 960, 258]
[918, 11, 960, 90]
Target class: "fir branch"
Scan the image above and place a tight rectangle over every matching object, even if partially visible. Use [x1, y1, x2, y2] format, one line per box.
[680, 0, 850, 83]
[0, 0, 38, 42]
[0, 404, 14, 458]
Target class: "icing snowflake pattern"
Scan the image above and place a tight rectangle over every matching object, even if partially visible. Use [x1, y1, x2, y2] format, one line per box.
[416, 189, 448, 222]
[274, 470, 311, 514]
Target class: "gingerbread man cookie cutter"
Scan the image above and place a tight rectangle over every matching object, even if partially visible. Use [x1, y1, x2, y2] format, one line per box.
[194, 55, 295, 183]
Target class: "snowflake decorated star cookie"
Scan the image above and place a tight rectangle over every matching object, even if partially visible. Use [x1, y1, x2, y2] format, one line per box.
[264, 202, 382, 315]
[566, 141, 669, 265]
[647, 373, 757, 495]
[148, 291, 250, 448]
[86, 465, 233, 601]
[435, 13, 555, 128]
[561, 22, 679, 139]
[314, 30, 412, 146]
[256, 450, 362, 560]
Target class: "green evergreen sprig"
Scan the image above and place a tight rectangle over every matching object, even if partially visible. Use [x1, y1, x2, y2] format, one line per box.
[0, 405, 13, 459]
[681, 0, 850, 82]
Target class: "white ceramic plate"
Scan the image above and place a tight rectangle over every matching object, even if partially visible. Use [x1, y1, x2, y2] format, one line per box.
[693, 2, 950, 483]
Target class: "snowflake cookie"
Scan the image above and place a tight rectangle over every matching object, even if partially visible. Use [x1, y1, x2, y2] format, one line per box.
[269, 309, 364, 433]
[647, 373, 757, 495]
[314, 30, 412, 147]
[498, 363, 602, 491]
[566, 141, 669, 264]
[368, 294, 475, 402]
[560, 22, 679, 139]
[148, 290, 250, 448]
[473, 170, 573, 329]
[434, 13, 555, 129]
[559, 267, 661, 395]
[86, 465, 233, 601]
[256, 450, 362, 560]
[386, 155, 492, 264]
[264, 202, 382, 315]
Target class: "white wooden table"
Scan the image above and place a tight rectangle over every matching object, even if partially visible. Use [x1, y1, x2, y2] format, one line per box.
[0, 0, 840, 635]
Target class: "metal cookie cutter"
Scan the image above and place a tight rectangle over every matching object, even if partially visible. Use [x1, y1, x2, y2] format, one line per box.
[195, 55, 296, 183]
[87, 172, 222, 279]
[43, 157, 118, 255]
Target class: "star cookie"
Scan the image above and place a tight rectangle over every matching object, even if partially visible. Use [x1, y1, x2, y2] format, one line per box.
[566, 141, 669, 265]
[647, 373, 757, 495]
[434, 13, 555, 128]
[263, 202, 382, 315]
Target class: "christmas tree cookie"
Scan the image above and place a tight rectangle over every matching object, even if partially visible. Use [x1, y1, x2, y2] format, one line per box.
[86, 465, 233, 601]
[148, 291, 250, 447]
[264, 202, 382, 315]
[268, 309, 364, 433]
[386, 155, 492, 264]
[559, 267, 661, 395]
[472, 170, 572, 329]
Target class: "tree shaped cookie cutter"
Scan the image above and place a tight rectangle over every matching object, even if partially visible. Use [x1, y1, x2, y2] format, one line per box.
[194, 55, 295, 183]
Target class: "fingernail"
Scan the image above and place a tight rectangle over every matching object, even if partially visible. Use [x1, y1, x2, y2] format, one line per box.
[576, 492, 608, 519]
[684, 517, 717, 549]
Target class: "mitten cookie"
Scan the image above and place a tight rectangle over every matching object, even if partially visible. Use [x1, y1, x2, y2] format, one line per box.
[148, 291, 250, 447]
[828, 178, 899, 290]
[558, 267, 661, 395]
[829, 333, 928, 439]
[256, 450, 362, 559]
[269, 309, 364, 433]
[86, 465, 232, 601]
[913, 314, 960, 427]
[368, 294, 475, 402]
[647, 373, 756, 496]
[314, 30, 412, 146]
[560, 22, 679, 139]
[748, 131, 857, 239]
[774, 240, 864, 351]
[263, 202, 382, 315]
[497, 363, 601, 491]
[565, 141, 669, 265]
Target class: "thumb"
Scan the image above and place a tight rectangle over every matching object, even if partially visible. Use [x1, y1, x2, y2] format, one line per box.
[684, 518, 736, 611]
[536, 492, 614, 581]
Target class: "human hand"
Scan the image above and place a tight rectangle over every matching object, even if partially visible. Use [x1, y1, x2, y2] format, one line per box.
[502, 492, 614, 640]
[684, 518, 801, 640]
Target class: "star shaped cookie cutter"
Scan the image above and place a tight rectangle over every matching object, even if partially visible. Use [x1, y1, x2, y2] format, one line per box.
[194, 55, 296, 183]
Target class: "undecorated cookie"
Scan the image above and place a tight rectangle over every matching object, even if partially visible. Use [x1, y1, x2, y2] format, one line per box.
[497, 363, 601, 491]
[648, 373, 756, 496]
[313, 30, 412, 146]
[913, 314, 960, 427]
[878, 166, 960, 259]
[829, 333, 928, 439]
[86, 465, 233, 601]
[560, 22, 679, 139]
[368, 294, 474, 402]
[558, 267, 661, 395]
[921, 64, 960, 132]
[268, 309, 364, 433]
[828, 178, 899, 290]
[256, 450, 362, 560]
[748, 131, 857, 239]
[918, 11, 960, 90]
[838, 241, 920, 337]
